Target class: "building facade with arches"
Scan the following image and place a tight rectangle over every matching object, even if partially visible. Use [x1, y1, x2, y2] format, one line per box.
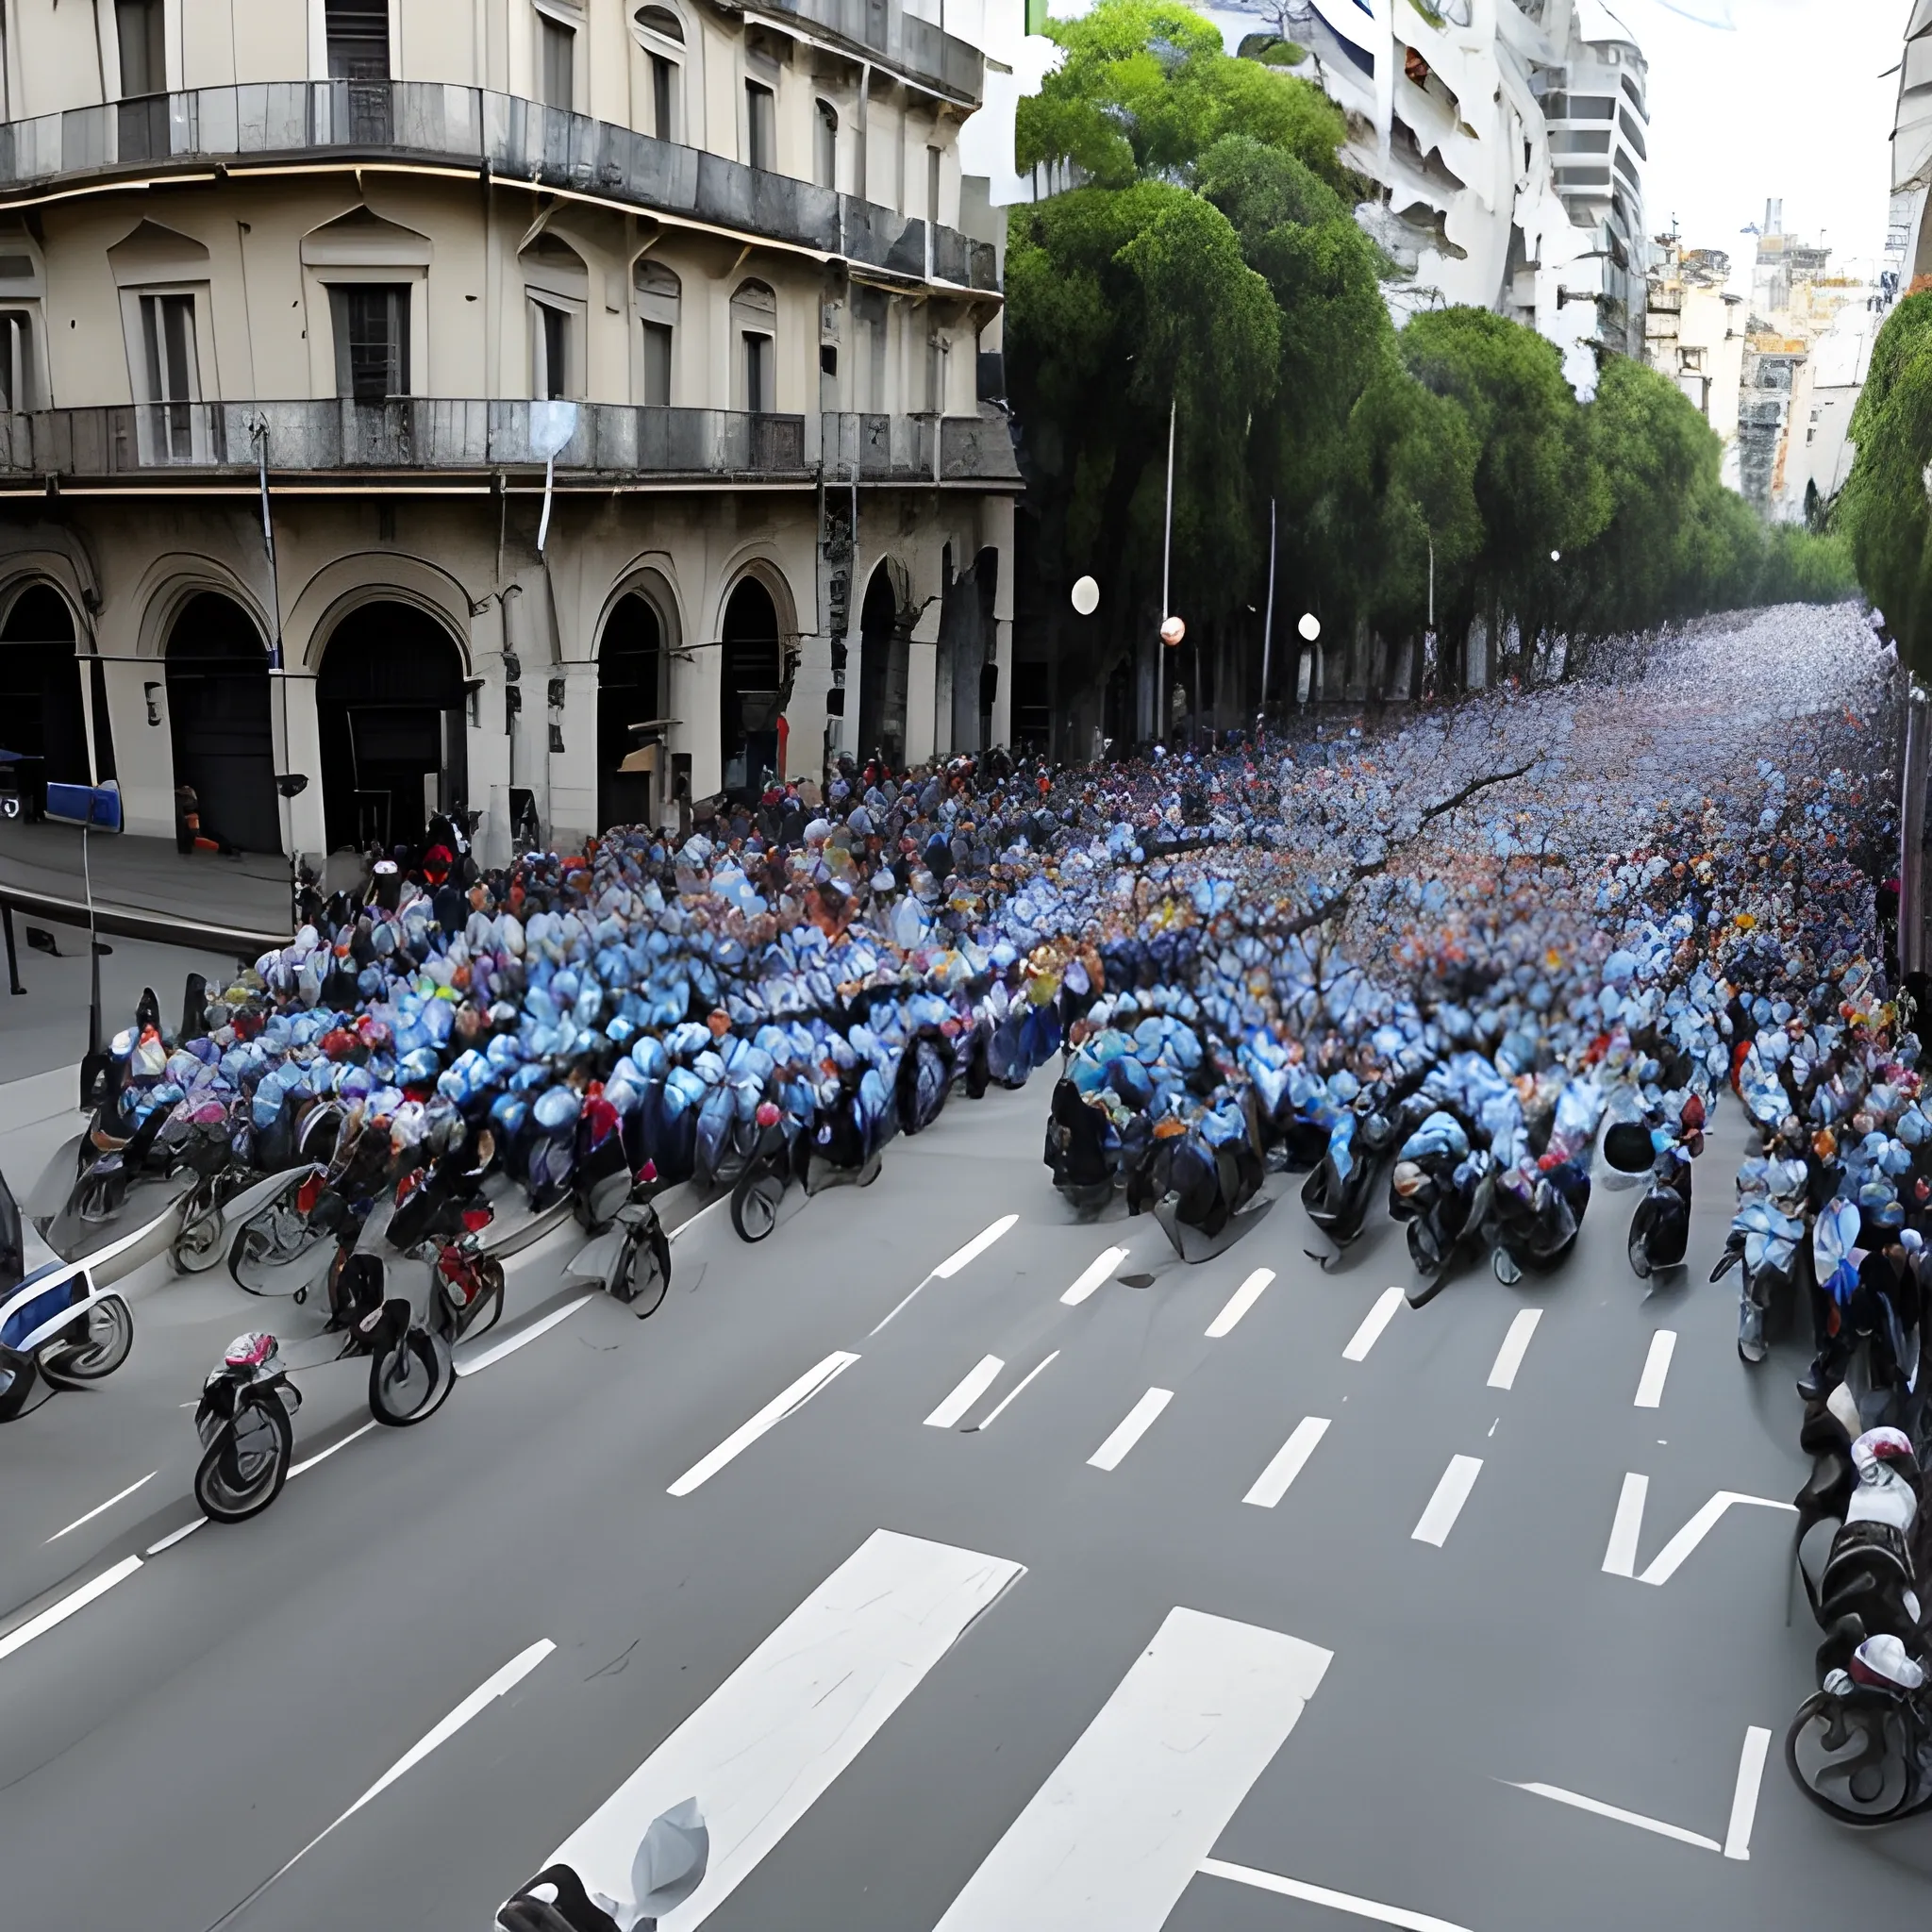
[0, 0, 1020, 862]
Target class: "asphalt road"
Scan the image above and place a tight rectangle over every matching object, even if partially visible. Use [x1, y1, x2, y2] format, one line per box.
[2, 1076, 1927, 1932]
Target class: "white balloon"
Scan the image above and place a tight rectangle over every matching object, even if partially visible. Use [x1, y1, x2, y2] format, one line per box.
[1160, 615, 1186, 646]
[1070, 575, 1100, 616]
[1297, 612, 1321, 642]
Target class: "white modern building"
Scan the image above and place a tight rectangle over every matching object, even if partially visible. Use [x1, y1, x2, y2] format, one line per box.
[0, 0, 1027, 869]
[1643, 239, 1743, 483]
[1230, 0, 1650, 394]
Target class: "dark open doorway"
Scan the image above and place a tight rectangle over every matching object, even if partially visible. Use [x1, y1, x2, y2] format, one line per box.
[856, 562, 908, 770]
[598, 591, 661, 832]
[317, 602, 465, 851]
[166, 592, 280, 853]
[0, 586, 106, 804]
[718, 577, 781, 796]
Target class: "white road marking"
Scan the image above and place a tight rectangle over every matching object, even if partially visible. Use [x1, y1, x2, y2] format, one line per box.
[1411, 1456, 1483, 1546]
[1060, 1247, 1130, 1306]
[1637, 1491, 1797, 1587]
[1506, 1780, 1721, 1852]
[1087, 1388, 1174, 1471]
[145, 1518, 207, 1556]
[210, 1641, 557, 1925]
[934, 1215, 1020, 1278]
[1200, 1860, 1474, 1932]
[1242, 1418, 1330, 1508]
[973, 1352, 1060, 1430]
[1342, 1287, 1404, 1362]
[667, 1195, 730, 1242]
[1634, 1329, 1677, 1408]
[0, 1553, 143, 1662]
[1206, 1269, 1274, 1339]
[1724, 1726, 1773, 1860]
[289, 1421, 378, 1477]
[551, 1529, 1024, 1932]
[926, 1355, 1006, 1429]
[667, 1351, 860, 1496]
[1603, 1474, 1649, 1577]
[456, 1294, 594, 1376]
[869, 1214, 1019, 1334]
[1486, 1309, 1542, 1391]
[932, 1607, 1332, 1931]
[45, 1470, 156, 1542]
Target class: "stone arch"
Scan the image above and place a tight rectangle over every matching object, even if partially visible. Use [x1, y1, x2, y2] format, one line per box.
[128, 554, 274, 663]
[0, 578, 101, 801]
[283, 552, 476, 677]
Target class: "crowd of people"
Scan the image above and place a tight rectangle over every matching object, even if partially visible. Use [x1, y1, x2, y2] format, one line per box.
[75, 604, 1909, 1361]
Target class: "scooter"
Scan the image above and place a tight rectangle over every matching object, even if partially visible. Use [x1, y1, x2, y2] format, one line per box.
[0, 1168, 134, 1421]
[497, 1798, 708, 1932]
[1626, 1145, 1692, 1279]
[563, 1157, 672, 1315]
[192, 1332, 301, 1522]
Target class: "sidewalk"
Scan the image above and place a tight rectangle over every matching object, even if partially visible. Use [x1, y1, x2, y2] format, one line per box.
[0, 818, 293, 950]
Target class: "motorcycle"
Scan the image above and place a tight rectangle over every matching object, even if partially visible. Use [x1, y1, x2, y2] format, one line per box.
[1786, 1421, 1932, 1824]
[1786, 1637, 1932, 1825]
[562, 1150, 672, 1315]
[1391, 1111, 1494, 1302]
[1626, 1143, 1692, 1279]
[0, 1164, 133, 1421]
[1712, 1156, 1809, 1365]
[498, 1798, 708, 1932]
[192, 1332, 301, 1522]
[1301, 1091, 1404, 1253]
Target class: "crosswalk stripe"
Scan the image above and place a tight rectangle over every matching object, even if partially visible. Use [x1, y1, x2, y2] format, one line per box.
[1242, 1417, 1330, 1508]
[1060, 1247, 1130, 1306]
[1342, 1287, 1404, 1361]
[667, 1352, 859, 1496]
[1486, 1308, 1542, 1391]
[546, 1530, 1024, 1931]
[1206, 1269, 1274, 1339]
[1634, 1329, 1676, 1408]
[925, 1355, 1006, 1428]
[1411, 1456, 1483, 1546]
[1087, 1388, 1173, 1471]
[932, 1607, 1332, 1931]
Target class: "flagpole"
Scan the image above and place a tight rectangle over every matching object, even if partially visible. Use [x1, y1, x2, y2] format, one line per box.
[1260, 495, 1276, 720]
[1159, 396, 1174, 741]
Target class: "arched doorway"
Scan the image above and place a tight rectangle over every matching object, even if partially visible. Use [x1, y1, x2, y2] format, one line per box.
[597, 591, 661, 832]
[856, 562, 908, 770]
[718, 577, 781, 795]
[165, 592, 279, 853]
[0, 586, 108, 808]
[317, 602, 465, 851]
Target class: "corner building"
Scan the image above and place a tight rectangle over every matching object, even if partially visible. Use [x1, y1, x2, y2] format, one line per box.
[0, 0, 1020, 865]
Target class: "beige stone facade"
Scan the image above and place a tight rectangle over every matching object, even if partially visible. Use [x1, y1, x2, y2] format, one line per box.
[0, 0, 1019, 864]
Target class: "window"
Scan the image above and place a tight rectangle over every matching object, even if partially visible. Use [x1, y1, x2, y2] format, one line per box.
[651, 56, 676, 140]
[635, 259, 679, 406]
[541, 16, 575, 112]
[1550, 129, 1609, 153]
[139, 291, 198, 459]
[0, 313, 31, 412]
[815, 101, 838, 191]
[115, 0, 163, 97]
[328, 284, 409, 399]
[633, 7, 683, 140]
[926, 144, 942, 224]
[730, 278, 776, 411]
[533, 303, 571, 399]
[325, 0, 389, 78]
[745, 80, 775, 172]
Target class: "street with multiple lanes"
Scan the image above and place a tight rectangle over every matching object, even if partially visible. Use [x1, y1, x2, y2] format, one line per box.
[2, 1079, 1926, 1929]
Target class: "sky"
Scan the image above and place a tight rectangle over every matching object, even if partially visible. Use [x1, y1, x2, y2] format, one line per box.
[1621, 0, 1908, 279]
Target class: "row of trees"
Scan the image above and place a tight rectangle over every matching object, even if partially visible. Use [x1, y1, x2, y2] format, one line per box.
[1005, 0, 1853, 734]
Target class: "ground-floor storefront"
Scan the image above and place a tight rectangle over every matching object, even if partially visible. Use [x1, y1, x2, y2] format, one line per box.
[0, 477, 1013, 867]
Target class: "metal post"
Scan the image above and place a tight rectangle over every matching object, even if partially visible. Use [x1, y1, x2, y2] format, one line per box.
[1902, 686, 1928, 979]
[83, 822, 100, 1058]
[1, 898, 22, 996]
[1158, 397, 1175, 741]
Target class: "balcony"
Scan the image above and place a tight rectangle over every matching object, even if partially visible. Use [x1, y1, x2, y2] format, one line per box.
[0, 82, 999, 293]
[755, 0, 983, 102]
[0, 400, 1020, 486]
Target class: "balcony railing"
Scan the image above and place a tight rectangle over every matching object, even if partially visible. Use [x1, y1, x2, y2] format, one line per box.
[0, 82, 999, 292]
[756, 0, 982, 101]
[0, 400, 1020, 484]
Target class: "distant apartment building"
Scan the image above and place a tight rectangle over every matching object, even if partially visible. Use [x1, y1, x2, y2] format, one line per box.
[1226, 0, 1650, 392]
[1731, 201, 1874, 519]
[0, 0, 1024, 868]
[1643, 238, 1743, 484]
